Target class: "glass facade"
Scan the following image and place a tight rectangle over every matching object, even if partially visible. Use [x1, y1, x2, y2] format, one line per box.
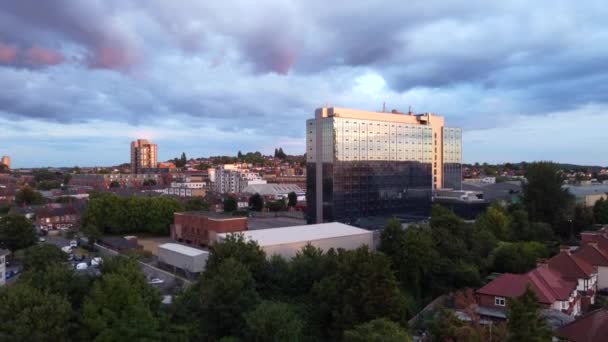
[442, 127, 463, 190]
[307, 114, 462, 224]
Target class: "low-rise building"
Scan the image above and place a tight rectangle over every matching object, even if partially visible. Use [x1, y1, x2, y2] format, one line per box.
[476, 265, 581, 319]
[171, 212, 247, 247]
[216, 222, 374, 259]
[36, 206, 81, 231]
[548, 248, 597, 310]
[242, 183, 305, 201]
[158, 243, 209, 276]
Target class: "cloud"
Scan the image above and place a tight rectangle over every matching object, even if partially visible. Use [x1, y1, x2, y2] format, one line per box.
[0, 42, 17, 63]
[24, 46, 64, 66]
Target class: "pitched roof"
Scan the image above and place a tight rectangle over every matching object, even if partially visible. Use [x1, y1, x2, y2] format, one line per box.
[556, 309, 608, 342]
[548, 250, 595, 280]
[476, 266, 577, 304]
[574, 243, 608, 267]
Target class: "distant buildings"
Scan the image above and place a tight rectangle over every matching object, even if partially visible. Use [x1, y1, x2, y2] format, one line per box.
[214, 165, 266, 194]
[306, 107, 462, 224]
[242, 183, 305, 201]
[131, 139, 158, 174]
[0, 156, 10, 169]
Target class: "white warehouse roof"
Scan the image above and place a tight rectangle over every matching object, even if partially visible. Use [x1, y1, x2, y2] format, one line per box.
[158, 243, 207, 257]
[217, 222, 370, 247]
[242, 183, 303, 196]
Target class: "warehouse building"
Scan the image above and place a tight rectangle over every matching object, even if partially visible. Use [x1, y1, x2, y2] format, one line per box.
[158, 243, 209, 277]
[216, 222, 374, 259]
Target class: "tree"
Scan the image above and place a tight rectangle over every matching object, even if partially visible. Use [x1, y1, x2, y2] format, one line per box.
[185, 197, 209, 211]
[83, 273, 161, 341]
[266, 199, 286, 212]
[14, 186, 45, 205]
[245, 301, 304, 342]
[287, 191, 298, 207]
[507, 286, 552, 342]
[476, 203, 511, 241]
[109, 180, 120, 188]
[492, 241, 549, 274]
[0, 284, 72, 341]
[206, 233, 267, 282]
[142, 179, 157, 186]
[22, 244, 65, 272]
[594, 197, 608, 224]
[311, 247, 408, 339]
[0, 214, 36, 252]
[249, 193, 264, 211]
[223, 196, 238, 212]
[238, 151, 243, 159]
[289, 244, 334, 297]
[343, 318, 412, 342]
[522, 162, 574, 233]
[177, 258, 260, 340]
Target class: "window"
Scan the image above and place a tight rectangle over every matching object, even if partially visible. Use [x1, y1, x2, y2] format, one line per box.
[495, 297, 506, 306]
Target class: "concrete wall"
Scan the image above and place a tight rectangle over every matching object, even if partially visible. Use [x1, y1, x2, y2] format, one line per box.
[261, 232, 374, 259]
[158, 247, 208, 273]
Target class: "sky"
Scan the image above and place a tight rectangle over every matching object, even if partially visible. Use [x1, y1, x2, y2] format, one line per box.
[1, 0, 607, 168]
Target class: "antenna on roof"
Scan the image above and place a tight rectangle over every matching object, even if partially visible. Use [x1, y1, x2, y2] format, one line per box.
[382, 102, 386, 113]
[408, 105, 414, 116]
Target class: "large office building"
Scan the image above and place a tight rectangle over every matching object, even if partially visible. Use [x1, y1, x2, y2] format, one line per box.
[130, 139, 158, 174]
[306, 107, 462, 224]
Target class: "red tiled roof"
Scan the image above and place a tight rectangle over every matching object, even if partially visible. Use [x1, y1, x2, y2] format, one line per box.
[575, 243, 608, 267]
[476, 266, 577, 305]
[556, 308, 608, 342]
[548, 250, 595, 280]
[527, 265, 576, 302]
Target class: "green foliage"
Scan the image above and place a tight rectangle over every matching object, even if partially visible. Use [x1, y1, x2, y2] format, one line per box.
[476, 203, 511, 241]
[179, 258, 260, 340]
[311, 247, 408, 339]
[36, 180, 62, 190]
[83, 273, 161, 341]
[174, 152, 188, 167]
[81, 192, 184, 235]
[0, 284, 72, 341]
[287, 191, 298, 207]
[195, 162, 211, 170]
[288, 244, 334, 297]
[0, 214, 36, 252]
[522, 162, 575, 236]
[249, 193, 264, 211]
[491, 241, 549, 273]
[185, 196, 209, 211]
[223, 196, 238, 212]
[274, 147, 287, 159]
[109, 180, 120, 188]
[22, 244, 65, 272]
[142, 179, 157, 186]
[266, 199, 286, 212]
[343, 318, 412, 342]
[15, 186, 45, 205]
[507, 286, 552, 342]
[594, 197, 608, 224]
[245, 300, 304, 342]
[206, 234, 267, 282]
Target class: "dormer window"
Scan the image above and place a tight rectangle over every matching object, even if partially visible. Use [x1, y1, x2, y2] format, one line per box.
[495, 297, 506, 306]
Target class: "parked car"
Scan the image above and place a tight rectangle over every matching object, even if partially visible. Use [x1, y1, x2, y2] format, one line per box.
[61, 246, 72, 254]
[75, 263, 88, 270]
[38, 237, 46, 242]
[147, 277, 165, 285]
[69, 240, 78, 248]
[91, 257, 103, 267]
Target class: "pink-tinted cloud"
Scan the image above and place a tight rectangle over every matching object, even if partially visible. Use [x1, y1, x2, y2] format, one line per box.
[88, 44, 138, 70]
[0, 43, 18, 63]
[24, 46, 65, 66]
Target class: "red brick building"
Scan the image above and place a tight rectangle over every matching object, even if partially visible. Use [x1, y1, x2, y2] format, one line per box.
[171, 212, 247, 247]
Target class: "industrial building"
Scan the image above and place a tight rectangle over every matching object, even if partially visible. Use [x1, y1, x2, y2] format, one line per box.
[306, 107, 462, 224]
[171, 211, 247, 247]
[157, 243, 209, 276]
[216, 222, 374, 259]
